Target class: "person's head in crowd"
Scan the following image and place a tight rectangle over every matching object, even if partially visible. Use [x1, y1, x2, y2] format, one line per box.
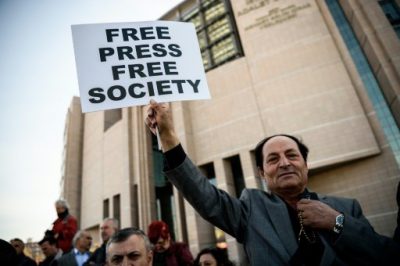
[147, 221, 171, 253]
[0, 239, 18, 266]
[194, 247, 234, 266]
[73, 230, 92, 252]
[106, 227, 153, 266]
[255, 134, 309, 198]
[101, 218, 119, 243]
[10, 238, 25, 255]
[55, 199, 70, 218]
[39, 236, 59, 258]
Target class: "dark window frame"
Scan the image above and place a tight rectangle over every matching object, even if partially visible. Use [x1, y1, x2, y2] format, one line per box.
[180, 0, 244, 71]
[379, 0, 400, 38]
[103, 198, 109, 219]
[113, 194, 121, 223]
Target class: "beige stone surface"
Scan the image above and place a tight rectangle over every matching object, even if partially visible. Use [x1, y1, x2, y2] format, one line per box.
[61, 0, 400, 263]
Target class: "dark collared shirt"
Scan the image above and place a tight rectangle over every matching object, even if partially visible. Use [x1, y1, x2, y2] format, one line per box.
[286, 190, 324, 266]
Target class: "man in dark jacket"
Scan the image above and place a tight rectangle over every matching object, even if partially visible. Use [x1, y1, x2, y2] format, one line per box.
[145, 100, 400, 265]
[87, 218, 119, 266]
[38, 236, 62, 266]
[56, 230, 92, 266]
[10, 238, 36, 266]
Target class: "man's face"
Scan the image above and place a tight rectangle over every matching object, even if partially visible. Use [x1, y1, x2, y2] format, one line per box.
[55, 204, 66, 215]
[154, 236, 170, 253]
[107, 235, 153, 266]
[101, 220, 116, 242]
[40, 241, 57, 257]
[259, 136, 308, 197]
[10, 240, 24, 255]
[77, 232, 92, 252]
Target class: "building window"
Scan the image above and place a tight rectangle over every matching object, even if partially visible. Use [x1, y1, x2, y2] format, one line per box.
[151, 134, 176, 239]
[131, 184, 139, 228]
[250, 151, 265, 190]
[379, 0, 400, 38]
[199, 162, 226, 249]
[326, 0, 400, 166]
[104, 109, 122, 131]
[224, 155, 245, 197]
[152, 134, 166, 187]
[113, 194, 121, 223]
[181, 0, 244, 71]
[199, 162, 217, 185]
[103, 199, 109, 219]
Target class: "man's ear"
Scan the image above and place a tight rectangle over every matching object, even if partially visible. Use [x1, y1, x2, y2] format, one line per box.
[258, 167, 271, 195]
[258, 167, 264, 178]
[305, 162, 309, 174]
[148, 250, 153, 264]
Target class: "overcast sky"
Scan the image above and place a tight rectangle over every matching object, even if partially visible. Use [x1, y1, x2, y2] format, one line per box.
[0, 0, 182, 243]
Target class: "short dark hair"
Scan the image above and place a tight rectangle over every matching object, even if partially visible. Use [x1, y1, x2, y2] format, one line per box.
[10, 238, 23, 244]
[255, 134, 309, 168]
[106, 227, 152, 254]
[39, 236, 57, 246]
[194, 247, 234, 266]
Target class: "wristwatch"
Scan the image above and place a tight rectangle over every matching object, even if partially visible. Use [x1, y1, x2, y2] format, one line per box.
[333, 213, 345, 234]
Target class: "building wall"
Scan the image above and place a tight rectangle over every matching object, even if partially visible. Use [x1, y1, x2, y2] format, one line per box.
[79, 109, 137, 239]
[61, 96, 83, 222]
[164, 0, 400, 262]
[62, 0, 400, 264]
[338, 0, 400, 127]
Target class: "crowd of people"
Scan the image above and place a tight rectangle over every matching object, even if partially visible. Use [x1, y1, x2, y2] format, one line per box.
[2, 99, 400, 265]
[2, 199, 233, 266]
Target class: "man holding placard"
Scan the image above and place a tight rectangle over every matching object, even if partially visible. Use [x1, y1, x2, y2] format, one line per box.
[144, 100, 400, 265]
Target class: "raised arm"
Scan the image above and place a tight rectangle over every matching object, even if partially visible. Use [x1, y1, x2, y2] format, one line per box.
[144, 100, 248, 239]
[145, 99, 179, 152]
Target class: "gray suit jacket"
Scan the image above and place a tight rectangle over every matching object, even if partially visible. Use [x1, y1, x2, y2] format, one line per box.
[55, 251, 77, 266]
[166, 157, 400, 265]
[55, 250, 91, 266]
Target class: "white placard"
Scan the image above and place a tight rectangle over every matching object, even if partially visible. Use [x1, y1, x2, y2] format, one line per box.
[71, 21, 211, 113]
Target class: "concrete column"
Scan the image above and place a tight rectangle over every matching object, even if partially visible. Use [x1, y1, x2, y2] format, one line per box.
[131, 106, 156, 230]
[239, 150, 261, 189]
[214, 158, 246, 265]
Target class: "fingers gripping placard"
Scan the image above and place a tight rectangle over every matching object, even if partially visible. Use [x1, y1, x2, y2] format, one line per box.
[71, 21, 210, 112]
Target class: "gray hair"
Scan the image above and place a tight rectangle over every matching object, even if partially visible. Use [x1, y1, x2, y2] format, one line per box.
[55, 199, 70, 210]
[103, 217, 119, 231]
[72, 230, 88, 247]
[106, 227, 153, 257]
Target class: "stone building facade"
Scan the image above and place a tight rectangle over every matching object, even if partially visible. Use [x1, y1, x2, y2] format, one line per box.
[61, 0, 400, 263]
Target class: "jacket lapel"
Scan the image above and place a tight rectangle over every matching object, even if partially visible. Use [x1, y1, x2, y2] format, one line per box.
[318, 194, 342, 266]
[266, 194, 298, 258]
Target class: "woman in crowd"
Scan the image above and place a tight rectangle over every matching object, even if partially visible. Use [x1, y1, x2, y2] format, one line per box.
[194, 247, 234, 266]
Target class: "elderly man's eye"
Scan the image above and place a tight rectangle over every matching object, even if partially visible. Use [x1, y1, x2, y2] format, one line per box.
[111, 256, 123, 264]
[127, 252, 140, 260]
